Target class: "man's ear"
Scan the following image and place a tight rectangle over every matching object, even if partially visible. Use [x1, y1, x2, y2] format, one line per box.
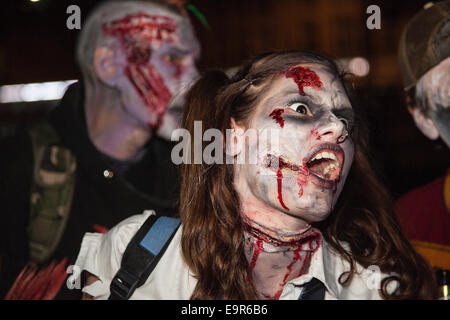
[93, 47, 116, 86]
[225, 118, 245, 157]
[408, 106, 440, 140]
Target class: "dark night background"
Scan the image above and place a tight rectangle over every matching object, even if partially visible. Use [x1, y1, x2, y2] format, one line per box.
[0, 0, 449, 200]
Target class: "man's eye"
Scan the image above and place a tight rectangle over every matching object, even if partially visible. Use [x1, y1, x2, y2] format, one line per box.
[289, 102, 310, 115]
[163, 54, 180, 63]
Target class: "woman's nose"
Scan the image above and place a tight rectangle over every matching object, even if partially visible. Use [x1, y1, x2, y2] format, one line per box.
[317, 113, 348, 143]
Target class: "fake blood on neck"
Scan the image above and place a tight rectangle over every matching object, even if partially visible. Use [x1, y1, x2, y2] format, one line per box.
[245, 225, 322, 300]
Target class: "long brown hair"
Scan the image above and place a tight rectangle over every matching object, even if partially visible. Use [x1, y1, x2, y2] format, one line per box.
[179, 50, 436, 299]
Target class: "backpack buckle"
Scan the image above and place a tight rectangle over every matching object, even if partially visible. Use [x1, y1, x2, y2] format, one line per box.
[110, 268, 140, 300]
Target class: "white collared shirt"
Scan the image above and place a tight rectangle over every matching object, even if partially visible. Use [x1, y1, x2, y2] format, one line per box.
[74, 210, 396, 300]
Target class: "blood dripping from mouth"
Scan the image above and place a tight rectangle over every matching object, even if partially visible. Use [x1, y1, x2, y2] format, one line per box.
[269, 108, 285, 128]
[296, 160, 310, 199]
[286, 66, 323, 96]
[276, 169, 289, 211]
[264, 154, 309, 205]
[102, 13, 177, 130]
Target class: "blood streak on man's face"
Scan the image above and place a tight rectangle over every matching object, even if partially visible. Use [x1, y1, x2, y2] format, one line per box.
[102, 10, 199, 137]
[240, 63, 355, 226]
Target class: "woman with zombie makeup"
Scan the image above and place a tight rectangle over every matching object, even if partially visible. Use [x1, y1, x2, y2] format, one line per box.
[75, 51, 436, 300]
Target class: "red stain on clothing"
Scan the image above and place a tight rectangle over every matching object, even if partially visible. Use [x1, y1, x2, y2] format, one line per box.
[269, 108, 285, 128]
[102, 13, 177, 130]
[4, 258, 68, 300]
[92, 224, 109, 234]
[286, 66, 323, 96]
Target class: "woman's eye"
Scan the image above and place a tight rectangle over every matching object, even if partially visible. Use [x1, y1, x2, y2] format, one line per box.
[289, 102, 310, 115]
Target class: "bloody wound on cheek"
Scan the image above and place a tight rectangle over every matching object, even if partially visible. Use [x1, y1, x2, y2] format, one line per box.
[269, 108, 285, 128]
[286, 66, 323, 96]
[102, 13, 177, 130]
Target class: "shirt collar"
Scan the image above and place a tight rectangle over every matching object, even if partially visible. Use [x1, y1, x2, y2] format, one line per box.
[288, 238, 344, 299]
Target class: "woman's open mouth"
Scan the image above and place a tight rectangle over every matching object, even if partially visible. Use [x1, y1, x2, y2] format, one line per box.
[305, 143, 345, 189]
[263, 142, 344, 190]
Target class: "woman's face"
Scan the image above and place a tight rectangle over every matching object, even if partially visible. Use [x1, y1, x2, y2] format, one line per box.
[236, 63, 355, 225]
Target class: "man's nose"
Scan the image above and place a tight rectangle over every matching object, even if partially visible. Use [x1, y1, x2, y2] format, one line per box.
[316, 113, 348, 143]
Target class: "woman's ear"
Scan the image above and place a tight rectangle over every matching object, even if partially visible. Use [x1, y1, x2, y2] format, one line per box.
[408, 106, 440, 140]
[93, 47, 116, 86]
[225, 118, 245, 157]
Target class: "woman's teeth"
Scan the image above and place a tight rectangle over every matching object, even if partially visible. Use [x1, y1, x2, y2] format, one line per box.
[309, 151, 338, 162]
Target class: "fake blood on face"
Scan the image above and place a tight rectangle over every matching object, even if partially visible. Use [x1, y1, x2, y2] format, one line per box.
[269, 108, 285, 128]
[310, 129, 321, 140]
[286, 66, 323, 96]
[276, 169, 289, 211]
[102, 13, 177, 130]
[264, 154, 309, 207]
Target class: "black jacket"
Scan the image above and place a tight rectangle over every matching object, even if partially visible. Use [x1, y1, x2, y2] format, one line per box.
[0, 83, 180, 299]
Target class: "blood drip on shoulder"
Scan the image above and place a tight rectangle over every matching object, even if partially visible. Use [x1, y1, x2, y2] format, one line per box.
[102, 13, 177, 131]
[286, 66, 323, 96]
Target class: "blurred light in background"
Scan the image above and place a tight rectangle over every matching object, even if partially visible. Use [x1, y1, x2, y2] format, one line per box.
[0, 80, 77, 103]
[336, 57, 370, 77]
[348, 57, 370, 77]
[29, 0, 40, 3]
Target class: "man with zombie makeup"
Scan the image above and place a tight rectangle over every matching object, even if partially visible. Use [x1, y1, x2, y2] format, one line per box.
[396, 1, 450, 247]
[0, 0, 200, 299]
[73, 51, 435, 300]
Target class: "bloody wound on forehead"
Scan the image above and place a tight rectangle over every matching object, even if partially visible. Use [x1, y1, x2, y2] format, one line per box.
[286, 66, 323, 96]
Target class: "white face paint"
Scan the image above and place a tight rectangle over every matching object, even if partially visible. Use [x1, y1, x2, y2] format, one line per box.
[235, 63, 355, 237]
[416, 57, 450, 148]
[104, 5, 200, 139]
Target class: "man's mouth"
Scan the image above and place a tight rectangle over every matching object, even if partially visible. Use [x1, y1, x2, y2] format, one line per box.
[305, 143, 344, 189]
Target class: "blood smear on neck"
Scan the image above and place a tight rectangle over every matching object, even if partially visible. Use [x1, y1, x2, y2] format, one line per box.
[249, 239, 264, 272]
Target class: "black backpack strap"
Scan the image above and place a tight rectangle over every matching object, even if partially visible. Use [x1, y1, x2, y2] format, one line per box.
[108, 214, 181, 300]
[298, 277, 326, 300]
